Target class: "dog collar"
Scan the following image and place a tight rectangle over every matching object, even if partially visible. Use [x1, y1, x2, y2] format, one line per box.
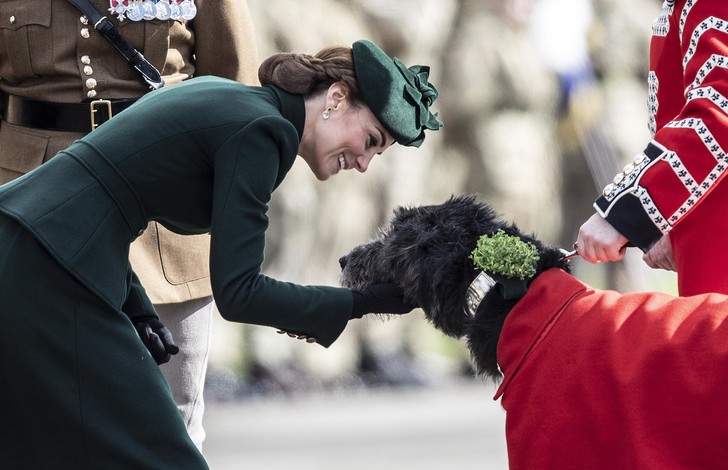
[465, 271, 497, 316]
[466, 271, 531, 316]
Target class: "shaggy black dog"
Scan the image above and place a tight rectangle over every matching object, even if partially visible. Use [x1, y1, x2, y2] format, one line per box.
[338, 194, 569, 380]
[340, 194, 728, 467]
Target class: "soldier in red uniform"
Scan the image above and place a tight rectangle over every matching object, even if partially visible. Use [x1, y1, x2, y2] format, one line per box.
[577, 0, 728, 296]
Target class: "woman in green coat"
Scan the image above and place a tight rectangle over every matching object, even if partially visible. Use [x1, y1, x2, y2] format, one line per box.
[0, 39, 441, 468]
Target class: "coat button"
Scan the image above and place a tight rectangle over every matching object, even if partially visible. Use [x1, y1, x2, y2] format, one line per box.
[85, 78, 97, 89]
[83, 65, 94, 76]
[81, 28, 90, 39]
[80, 15, 89, 25]
[137, 228, 145, 236]
[306, 337, 316, 344]
[87, 90, 97, 98]
[81, 55, 91, 65]
[9, 16, 15, 24]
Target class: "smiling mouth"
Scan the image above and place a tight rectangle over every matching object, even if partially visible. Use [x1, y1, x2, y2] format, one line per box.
[338, 154, 346, 170]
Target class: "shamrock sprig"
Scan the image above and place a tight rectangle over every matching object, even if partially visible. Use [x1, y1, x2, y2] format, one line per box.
[469, 229, 539, 280]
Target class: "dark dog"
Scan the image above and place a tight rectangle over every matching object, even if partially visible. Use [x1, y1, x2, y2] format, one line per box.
[339, 194, 569, 379]
[339, 194, 728, 468]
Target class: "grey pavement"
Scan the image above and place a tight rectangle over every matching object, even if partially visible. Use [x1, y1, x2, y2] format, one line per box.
[202, 379, 508, 469]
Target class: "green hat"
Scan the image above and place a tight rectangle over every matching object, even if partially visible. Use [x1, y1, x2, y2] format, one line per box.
[352, 39, 442, 147]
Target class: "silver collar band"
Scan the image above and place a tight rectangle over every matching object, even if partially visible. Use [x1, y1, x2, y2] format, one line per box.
[465, 271, 497, 316]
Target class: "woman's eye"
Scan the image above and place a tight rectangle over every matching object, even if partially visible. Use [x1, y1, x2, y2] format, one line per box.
[368, 135, 377, 148]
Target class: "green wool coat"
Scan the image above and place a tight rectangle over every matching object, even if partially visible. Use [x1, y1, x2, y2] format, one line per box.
[0, 76, 352, 467]
[0, 76, 352, 344]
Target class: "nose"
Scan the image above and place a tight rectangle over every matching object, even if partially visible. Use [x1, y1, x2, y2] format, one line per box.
[338, 256, 348, 269]
[355, 152, 375, 173]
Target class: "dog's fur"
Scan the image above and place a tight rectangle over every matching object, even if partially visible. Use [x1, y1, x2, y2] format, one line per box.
[340, 195, 728, 466]
[338, 194, 569, 380]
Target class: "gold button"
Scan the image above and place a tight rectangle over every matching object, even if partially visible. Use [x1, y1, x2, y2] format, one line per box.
[633, 155, 645, 165]
[612, 173, 624, 185]
[83, 65, 94, 76]
[622, 163, 635, 175]
[87, 90, 97, 98]
[603, 183, 615, 197]
[9, 16, 15, 24]
[81, 28, 90, 39]
[85, 78, 97, 89]
[81, 55, 91, 65]
[80, 16, 89, 25]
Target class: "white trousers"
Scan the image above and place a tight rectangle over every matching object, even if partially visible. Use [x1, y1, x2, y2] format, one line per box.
[157, 297, 214, 450]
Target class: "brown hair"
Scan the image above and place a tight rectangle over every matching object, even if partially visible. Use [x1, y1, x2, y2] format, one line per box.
[258, 46, 364, 106]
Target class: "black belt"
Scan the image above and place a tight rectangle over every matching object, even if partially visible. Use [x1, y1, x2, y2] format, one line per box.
[1, 93, 138, 133]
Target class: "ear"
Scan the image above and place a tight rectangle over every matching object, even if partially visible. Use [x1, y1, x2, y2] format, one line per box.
[326, 82, 350, 111]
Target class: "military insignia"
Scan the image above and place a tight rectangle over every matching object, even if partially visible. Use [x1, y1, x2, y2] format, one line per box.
[126, 0, 144, 21]
[108, 0, 128, 21]
[155, 0, 171, 20]
[108, 0, 196, 22]
[180, 0, 197, 20]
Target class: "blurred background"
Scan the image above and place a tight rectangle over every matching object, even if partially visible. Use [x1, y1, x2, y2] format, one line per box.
[202, 0, 675, 467]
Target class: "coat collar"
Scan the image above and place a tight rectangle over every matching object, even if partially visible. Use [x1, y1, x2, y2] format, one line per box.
[267, 85, 306, 143]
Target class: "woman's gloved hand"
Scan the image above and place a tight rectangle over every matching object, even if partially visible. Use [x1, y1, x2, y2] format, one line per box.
[351, 283, 418, 319]
[132, 316, 180, 364]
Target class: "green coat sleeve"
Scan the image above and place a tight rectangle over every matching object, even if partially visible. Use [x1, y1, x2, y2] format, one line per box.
[209, 115, 351, 347]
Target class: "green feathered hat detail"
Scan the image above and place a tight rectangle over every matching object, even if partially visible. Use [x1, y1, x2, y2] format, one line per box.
[469, 230, 539, 280]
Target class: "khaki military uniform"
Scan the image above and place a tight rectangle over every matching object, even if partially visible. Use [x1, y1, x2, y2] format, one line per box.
[0, 0, 259, 301]
[0, 0, 259, 448]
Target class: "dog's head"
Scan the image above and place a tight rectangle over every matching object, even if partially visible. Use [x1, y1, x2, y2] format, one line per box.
[339, 195, 570, 378]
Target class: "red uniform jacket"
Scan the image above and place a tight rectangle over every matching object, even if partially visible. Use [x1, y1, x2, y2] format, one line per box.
[595, 0, 728, 254]
[495, 269, 728, 470]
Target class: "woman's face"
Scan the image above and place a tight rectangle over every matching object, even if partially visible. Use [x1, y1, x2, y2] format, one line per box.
[300, 85, 394, 181]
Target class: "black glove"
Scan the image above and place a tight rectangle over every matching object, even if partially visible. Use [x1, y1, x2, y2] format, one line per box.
[350, 283, 418, 319]
[133, 316, 179, 365]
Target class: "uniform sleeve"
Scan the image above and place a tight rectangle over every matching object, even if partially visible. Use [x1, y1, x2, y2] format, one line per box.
[594, 0, 728, 251]
[208, 117, 351, 347]
[190, 0, 260, 85]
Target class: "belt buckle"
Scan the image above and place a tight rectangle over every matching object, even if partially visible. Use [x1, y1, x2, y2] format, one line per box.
[89, 99, 113, 131]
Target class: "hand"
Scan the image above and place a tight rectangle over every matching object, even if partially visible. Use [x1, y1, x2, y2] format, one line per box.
[133, 316, 179, 365]
[642, 233, 676, 271]
[351, 283, 418, 319]
[576, 213, 629, 264]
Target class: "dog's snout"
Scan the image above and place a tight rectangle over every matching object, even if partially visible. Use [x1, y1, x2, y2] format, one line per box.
[338, 256, 348, 270]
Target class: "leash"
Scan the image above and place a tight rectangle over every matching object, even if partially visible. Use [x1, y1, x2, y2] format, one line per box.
[560, 242, 580, 261]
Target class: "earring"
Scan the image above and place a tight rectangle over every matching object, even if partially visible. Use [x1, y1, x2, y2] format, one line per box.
[322, 107, 332, 120]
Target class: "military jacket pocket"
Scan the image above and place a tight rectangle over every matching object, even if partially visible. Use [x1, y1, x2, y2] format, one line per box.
[115, 18, 174, 82]
[0, 122, 48, 184]
[0, 1, 51, 81]
[157, 225, 211, 285]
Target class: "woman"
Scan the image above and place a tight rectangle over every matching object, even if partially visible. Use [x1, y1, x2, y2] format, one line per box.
[0, 39, 441, 468]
